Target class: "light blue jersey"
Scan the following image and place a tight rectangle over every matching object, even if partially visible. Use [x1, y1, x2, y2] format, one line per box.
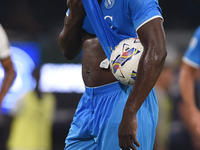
[83, 0, 162, 36]
[183, 26, 200, 68]
[82, 0, 162, 58]
[67, 0, 162, 58]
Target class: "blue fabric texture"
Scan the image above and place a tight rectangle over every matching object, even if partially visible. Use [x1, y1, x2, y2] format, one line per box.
[82, 0, 131, 59]
[82, 0, 162, 59]
[65, 82, 158, 150]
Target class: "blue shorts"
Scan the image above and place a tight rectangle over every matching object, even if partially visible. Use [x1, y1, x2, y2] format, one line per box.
[65, 82, 158, 150]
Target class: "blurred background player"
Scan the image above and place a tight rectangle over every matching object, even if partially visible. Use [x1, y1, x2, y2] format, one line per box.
[7, 66, 56, 150]
[0, 24, 16, 106]
[178, 25, 200, 150]
[0, 24, 16, 150]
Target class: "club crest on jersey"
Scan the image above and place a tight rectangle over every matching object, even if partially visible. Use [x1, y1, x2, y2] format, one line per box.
[104, 0, 115, 9]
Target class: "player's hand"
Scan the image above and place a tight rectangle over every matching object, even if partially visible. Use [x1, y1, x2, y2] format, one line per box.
[118, 114, 140, 150]
[67, 0, 86, 20]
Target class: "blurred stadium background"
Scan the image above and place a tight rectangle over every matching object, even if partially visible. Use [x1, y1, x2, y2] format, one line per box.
[0, 0, 200, 150]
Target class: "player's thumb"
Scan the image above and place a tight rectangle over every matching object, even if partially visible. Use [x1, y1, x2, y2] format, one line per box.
[133, 138, 140, 147]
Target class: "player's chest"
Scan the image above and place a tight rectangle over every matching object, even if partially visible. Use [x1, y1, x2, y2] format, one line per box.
[100, 0, 130, 28]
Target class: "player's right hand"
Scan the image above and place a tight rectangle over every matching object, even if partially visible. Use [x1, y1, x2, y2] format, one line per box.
[67, 0, 86, 20]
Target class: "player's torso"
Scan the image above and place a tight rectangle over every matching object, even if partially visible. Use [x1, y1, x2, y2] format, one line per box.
[82, 33, 117, 87]
[81, 0, 136, 87]
[81, 0, 162, 87]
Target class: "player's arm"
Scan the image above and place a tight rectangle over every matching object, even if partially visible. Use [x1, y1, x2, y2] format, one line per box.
[178, 61, 200, 137]
[179, 62, 199, 110]
[58, 0, 86, 60]
[118, 18, 167, 150]
[133, 18, 167, 107]
[0, 56, 16, 105]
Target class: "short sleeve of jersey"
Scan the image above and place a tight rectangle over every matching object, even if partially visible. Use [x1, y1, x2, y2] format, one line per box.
[0, 24, 10, 60]
[182, 26, 200, 69]
[128, 0, 163, 31]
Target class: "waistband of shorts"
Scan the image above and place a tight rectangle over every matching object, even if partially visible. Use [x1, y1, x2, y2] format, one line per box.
[85, 81, 125, 96]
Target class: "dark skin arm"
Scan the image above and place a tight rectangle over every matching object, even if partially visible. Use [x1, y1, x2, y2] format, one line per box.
[58, 0, 85, 60]
[118, 18, 167, 150]
[0, 56, 16, 105]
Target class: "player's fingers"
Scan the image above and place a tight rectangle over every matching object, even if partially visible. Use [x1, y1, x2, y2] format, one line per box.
[128, 139, 137, 150]
[133, 139, 140, 148]
[131, 134, 140, 147]
[125, 137, 139, 150]
[133, 140, 140, 147]
[119, 137, 130, 150]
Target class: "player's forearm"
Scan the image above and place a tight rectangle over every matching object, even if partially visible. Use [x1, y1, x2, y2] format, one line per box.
[179, 63, 197, 108]
[124, 43, 166, 115]
[123, 18, 167, 115]
[0, 67, 16, 104]
[58, 16, 83, 60]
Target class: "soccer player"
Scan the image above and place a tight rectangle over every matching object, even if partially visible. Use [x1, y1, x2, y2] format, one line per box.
[0, 24, 16, 106]
[179, 26, 200, 149]
[0, 24, 16, 150]
[58, 0, 167, 149]
[7, 67, 56, 150]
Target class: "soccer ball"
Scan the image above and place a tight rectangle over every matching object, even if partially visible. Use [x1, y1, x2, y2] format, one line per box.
[110, 38, 144, 86]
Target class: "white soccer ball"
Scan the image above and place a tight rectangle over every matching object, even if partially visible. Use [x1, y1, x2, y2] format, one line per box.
[110, 38, 144, 86]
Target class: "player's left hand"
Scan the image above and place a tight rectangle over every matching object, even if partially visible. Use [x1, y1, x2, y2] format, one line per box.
[118, 114, 140, 150]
